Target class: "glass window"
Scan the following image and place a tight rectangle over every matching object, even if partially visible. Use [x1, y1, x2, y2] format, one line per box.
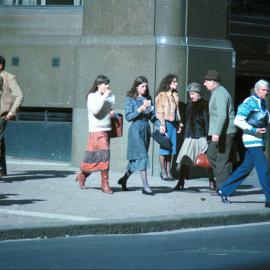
[0, 0, 82, 6]
[231, 0, 270, 17]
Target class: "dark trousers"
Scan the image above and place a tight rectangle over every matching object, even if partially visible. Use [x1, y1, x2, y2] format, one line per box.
[220, 147, 270, 202]
[207, 133, 235, 189]
[0, 118, 7, 175]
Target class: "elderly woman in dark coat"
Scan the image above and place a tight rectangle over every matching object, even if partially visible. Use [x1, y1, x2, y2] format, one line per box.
[118, 76, 162, 195]
[174, 82, 215, 190]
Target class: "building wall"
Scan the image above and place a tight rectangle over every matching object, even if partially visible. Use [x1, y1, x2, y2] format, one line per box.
[0, 0, 234, 175]
[0, 6, 82, 107]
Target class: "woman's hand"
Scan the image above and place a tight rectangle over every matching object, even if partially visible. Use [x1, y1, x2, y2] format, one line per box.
[177, 123, 183, 134]
[109, 110, 115, 117]
[159, 125, 166, 134]
[137, 100, 150, 113]
[103, 89, 112, 98]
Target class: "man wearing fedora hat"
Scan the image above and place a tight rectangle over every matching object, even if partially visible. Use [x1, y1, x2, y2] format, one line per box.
[203, 69, 236, 191]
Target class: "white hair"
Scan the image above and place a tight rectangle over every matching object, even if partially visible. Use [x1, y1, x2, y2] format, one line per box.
[254, 79, 269, 92]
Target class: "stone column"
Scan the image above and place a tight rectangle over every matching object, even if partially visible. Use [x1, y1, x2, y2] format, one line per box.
[151, 0, 187, 175]
[71, 0, 156, 171]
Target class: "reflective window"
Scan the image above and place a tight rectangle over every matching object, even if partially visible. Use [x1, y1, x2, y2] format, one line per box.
[231, 0, 270, 17]
[0, 0, 82, 5]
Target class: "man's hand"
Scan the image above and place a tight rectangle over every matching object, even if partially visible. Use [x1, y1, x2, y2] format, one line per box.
[3, 113, 12, 121]
[256, 128, 267, 134]
[212, 134, 219, 142]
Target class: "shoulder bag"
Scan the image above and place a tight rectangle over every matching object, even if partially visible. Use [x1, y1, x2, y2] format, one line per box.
[246, 110, 269, 128]
[111, 113, 123, 138]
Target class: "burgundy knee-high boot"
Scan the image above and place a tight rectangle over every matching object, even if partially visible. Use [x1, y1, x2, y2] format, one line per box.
[101, 170, 113, 194]
[75, 171, 89, 189]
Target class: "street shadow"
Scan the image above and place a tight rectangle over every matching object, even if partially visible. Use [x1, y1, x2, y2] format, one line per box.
[230, 200, 264, 204]
[1, 170, 76, 183]
[113, 185, 210, 194]
[0, 193, 45, 206]
[184, 186, 209, 192]
[232, 189, 263, 196]
[236, 184, 255, 190]
[104, 186, 176, 194]
[152, 186, 175, 194]
[0, 193, 17, 199]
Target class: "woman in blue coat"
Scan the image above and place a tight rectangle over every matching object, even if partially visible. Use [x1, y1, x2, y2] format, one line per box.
[118, 76, 162, 195]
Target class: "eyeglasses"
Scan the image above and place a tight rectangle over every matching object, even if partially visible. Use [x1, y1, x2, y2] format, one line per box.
[172, 80, 178, 83]
[261, 88, 269, 91]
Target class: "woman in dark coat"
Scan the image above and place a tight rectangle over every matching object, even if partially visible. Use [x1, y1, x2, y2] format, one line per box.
[118, 76, 161, 195]
[174, 82, 215, 190]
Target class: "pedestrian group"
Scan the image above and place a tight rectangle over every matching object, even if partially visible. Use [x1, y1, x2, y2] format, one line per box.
[1, 54, 270, 208]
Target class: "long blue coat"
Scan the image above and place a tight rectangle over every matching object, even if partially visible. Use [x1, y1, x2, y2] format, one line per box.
[125, 96, 159, 170]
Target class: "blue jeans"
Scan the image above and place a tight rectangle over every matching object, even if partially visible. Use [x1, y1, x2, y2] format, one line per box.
[220, 146, 270, 202]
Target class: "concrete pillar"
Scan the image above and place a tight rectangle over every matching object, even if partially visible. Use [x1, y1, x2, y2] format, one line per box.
[152, 0, 187, 175]
[71, 0, 156, 172]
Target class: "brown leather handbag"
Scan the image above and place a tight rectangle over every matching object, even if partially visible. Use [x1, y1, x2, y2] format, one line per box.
[111, 113, 123, 138]
[194, 153, 211, 168]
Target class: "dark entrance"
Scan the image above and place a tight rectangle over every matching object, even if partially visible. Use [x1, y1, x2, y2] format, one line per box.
[230, 0, 270, 162]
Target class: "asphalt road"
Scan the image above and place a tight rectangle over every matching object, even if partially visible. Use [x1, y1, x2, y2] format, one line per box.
[0, 222, 270, 270]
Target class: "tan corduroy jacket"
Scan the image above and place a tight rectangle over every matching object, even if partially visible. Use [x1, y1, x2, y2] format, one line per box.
[0, 71, 23, 117]
[155, 91, 182, 126]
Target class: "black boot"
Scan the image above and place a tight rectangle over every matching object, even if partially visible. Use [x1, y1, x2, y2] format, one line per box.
[208, 168, 216, 193]
[118, 172, 130, 191]
[174, 179, 185, 190]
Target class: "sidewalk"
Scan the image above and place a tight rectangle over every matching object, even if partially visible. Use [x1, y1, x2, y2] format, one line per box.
[0, 158, 270, 240]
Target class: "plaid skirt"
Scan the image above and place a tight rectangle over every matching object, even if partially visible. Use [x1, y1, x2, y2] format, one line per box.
[80, 131, 110, 173]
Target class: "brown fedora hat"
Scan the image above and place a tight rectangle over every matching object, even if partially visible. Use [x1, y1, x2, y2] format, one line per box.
[203, 69, 221, 82]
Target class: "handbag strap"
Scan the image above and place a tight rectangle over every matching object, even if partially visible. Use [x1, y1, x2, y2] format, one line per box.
[201, 141, 209, 154]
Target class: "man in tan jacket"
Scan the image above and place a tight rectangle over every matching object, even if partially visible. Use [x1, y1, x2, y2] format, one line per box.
[0, 55, 23, 175]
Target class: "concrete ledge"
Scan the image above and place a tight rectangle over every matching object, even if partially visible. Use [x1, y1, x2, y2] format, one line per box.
[1, 209, 270, 241]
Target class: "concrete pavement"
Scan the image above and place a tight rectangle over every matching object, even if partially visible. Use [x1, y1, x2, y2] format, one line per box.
[0, 158, 270, 240]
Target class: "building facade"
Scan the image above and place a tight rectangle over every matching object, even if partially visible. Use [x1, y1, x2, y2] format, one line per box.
[0, 0, 245, 174]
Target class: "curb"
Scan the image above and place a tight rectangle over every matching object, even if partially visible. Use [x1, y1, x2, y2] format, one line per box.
[1, 209, 270, 240]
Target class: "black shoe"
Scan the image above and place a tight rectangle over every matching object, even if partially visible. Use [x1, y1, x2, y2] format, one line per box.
[142, 188, 154, 196]
[160, 172, 171, 181]
[218, 189, 231, 204]
[265, 202, 270, 208]
[118, 177, 128, 191]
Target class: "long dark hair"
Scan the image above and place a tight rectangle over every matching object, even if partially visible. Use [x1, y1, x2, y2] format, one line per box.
[0, 55, 6, 70]
[156, 74, 178, 96]
[86, 75, 110, 97]
[127, 76, 151, 99]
